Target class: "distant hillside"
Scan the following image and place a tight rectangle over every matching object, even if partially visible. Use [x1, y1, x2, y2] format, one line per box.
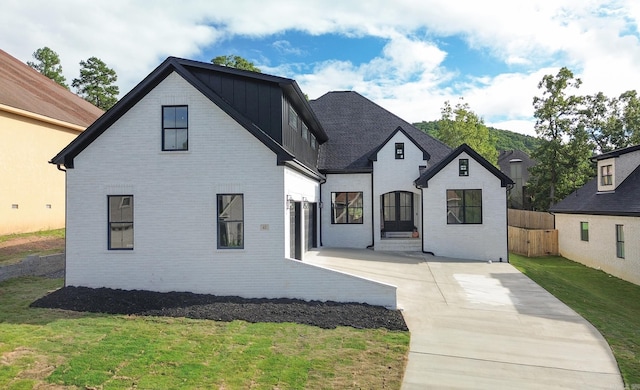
[413, 120, 541, 154]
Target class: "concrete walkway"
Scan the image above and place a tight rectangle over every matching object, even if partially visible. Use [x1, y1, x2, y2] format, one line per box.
[305, 249, 624, 389]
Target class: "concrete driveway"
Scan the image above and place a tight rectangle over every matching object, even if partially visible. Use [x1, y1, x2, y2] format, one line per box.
[305, 248, 623, 389]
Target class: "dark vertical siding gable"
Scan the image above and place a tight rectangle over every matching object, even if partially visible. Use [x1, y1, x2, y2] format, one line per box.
[282, 98, 319, 168]
[191, 69, 283, 143]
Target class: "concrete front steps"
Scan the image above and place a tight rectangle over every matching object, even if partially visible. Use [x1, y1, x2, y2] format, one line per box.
[376, 238, 422, 252]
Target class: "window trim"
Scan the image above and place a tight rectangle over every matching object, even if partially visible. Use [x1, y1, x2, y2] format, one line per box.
[601, 164, 613, 186]
[616, 224, 624, 258]
[217, 194, 244, 249]
[580, 221, 589, 242]
[446, 189, 482, 224]
[395, 143, 404, 159]
[162, 105, 189, 151]
[108, 195, 134, 250]
[331, 192, 364, 224]
[288, 106, 298, 130]
[459, 159, 469, 176]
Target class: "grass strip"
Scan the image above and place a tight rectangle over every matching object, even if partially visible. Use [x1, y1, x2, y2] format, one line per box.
[0, 277, 409, 389]
[510, 254, 640, 386]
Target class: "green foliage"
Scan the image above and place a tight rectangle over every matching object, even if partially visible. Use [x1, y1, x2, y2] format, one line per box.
[0, 277, 408, 389]
[212, 55, 261, 72]
[529, 67, 594, 210]
[414, 121, 541, 154]
[436, 99, 498, 164]
[71, 57, 119, 110]
[581, 90, 640, 153]
[510, 254, 640, 387]
[26, 47, 68, 89]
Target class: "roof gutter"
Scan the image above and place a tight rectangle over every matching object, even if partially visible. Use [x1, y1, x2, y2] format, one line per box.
[0, 103, 86, 133]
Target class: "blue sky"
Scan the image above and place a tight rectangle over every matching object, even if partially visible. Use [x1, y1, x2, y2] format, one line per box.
[3, 1, 640, 136]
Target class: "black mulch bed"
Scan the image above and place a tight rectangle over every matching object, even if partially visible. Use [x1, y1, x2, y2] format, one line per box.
[31, 286, 408, 331]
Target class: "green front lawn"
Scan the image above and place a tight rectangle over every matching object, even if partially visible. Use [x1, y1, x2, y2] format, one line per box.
[510, 254, 640, 386]
[0, 277, 409, 389]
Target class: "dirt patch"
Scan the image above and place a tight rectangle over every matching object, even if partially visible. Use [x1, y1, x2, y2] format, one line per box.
[31, 286, 408, 331]
[0, 237, 64, 257]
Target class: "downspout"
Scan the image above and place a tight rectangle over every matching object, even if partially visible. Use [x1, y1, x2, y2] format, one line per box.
[414, 181, 435, 256]
[319, 176, 326, 247]
[366, 173, 375, 249]
[504, 183, 515, 263]
[56, 163, 68, 286]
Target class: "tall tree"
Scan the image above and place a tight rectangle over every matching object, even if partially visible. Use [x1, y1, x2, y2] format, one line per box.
[618, 90, 640, 146]
[212, 55, 261, 72]
[437, 99, 498, 164]
[72, 57, 119, 110]
[27, 47, 69, 89]
[528, 67, 593, 210]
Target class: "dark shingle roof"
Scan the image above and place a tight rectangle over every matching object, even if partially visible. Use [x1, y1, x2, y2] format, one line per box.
[309, 91, 451, 172]
[550, 165, 640, 216]
[0, 49, 103, 127]
[592, 144, 640, 161]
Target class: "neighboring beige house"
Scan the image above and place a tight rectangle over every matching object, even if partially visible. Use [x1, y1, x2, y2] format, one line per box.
[0, 49, 103, 235]
[551, 145, 640, 285]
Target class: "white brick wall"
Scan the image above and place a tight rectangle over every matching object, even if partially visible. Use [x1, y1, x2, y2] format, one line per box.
[321, 173, 373, 248]
[284, 167, 320, 258]
[372, 132, 425, 247]
[65, 72, 396, 308]
[421, 151, 509, 262]
[556, 213, 640, 285]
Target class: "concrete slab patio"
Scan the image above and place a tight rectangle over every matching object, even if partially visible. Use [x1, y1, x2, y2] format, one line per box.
[305, 248, 624, 390]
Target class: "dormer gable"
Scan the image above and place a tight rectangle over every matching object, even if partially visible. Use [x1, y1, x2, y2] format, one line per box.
[415, 144, 513, 188]
[368, 126, 430, 162]
[593, 144, 640, 193]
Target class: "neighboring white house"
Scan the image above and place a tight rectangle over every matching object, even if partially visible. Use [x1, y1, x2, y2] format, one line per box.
[551, 145, 640, 285]
[51, 57, 512, 307]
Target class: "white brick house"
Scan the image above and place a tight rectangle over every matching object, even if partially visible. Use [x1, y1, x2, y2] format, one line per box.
[51, 57, 512, 307]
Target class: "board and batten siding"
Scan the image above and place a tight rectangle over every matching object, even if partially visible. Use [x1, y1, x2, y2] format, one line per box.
[65, 71, 396, 308]
[321, 173, 372, 248]
[556, 213, 640, 285]
[421, 151, 508, 262]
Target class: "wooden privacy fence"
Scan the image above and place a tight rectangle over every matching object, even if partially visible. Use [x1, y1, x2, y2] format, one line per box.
[508, 209, 558, 257]
[508, 209, 554, 229]
[508, 226, 558, 257]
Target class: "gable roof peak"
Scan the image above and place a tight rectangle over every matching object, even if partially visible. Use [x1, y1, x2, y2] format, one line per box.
[415, 143, 513, 188]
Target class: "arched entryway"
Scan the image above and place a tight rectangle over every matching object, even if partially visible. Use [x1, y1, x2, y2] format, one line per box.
[382, 191, 414, 232]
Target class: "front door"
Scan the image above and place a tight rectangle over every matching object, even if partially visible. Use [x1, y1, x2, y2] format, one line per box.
[382, 191, 414, 232]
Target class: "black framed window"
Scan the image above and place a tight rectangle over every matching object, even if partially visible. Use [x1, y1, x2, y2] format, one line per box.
[459, 159, 469, 176]
[108, 195, 134, 250]
[288, 106, 298, 130]
[447, 189, 482, 224]
[580, 222, 589, 241]
[616, 224, 624, 258]
[331, 192, 363, 224]
[302, 123, 309, 141]
[395, 143, 404, 159]
[601, 164, 612, 186]
[162, 106, 188, 151]
[217, 194, 244, 249]
[311, 135, 317, 150]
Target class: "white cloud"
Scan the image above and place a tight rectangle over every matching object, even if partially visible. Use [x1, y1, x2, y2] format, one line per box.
[2, 0, 640, 135]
